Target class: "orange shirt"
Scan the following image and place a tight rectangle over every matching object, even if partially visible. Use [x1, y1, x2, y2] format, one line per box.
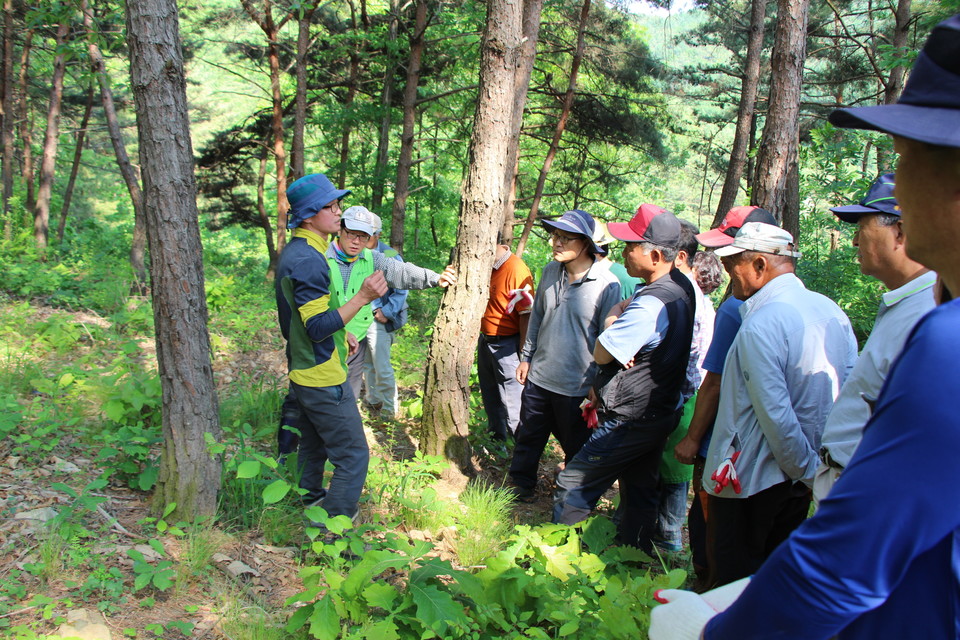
[481, 253, 534, 336]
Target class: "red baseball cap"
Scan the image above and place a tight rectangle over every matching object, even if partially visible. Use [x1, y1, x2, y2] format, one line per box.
[608, 204, 681, 246]
[695, 206, 777, 248]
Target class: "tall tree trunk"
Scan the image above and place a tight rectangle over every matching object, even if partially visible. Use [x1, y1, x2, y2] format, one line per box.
[290, 4, 317, 181]
[126, 0, 221, 520]
[1, 0, 15, 241]
[371, 0, 399, 212]
[877, 0, 910, 171]
[500, 0, 545, 243]
[57, 82, 94, 245]
[82, 0, 148, 289]
[515, 0, 590, 257]
[419, 0, 524, 479]
[752, 0, 808, 242]
[337, 51, 360, 189]
[257, 146, 278, 265]
[390, 0, 427, 251]
[34, 20, 71, 253]
[713, 0, 766, 225]
[18, 30, 35, 216]
[240, 0, 293, 275]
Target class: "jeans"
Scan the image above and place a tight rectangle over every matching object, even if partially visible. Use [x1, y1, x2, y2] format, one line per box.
[655, 481, 689, 548]
[364, 321, 398, 416]
[477, 333, 523, 440]
[508, 381, 590, 491]
[292, 381, 370, 518]
[553, 411, 680, 552]
[345, 337, 369, 401]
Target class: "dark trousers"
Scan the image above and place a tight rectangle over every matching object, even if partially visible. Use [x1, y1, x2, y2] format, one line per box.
[477, 333, 523, 440]
[688, 456, 709, 582]
[707, 480, 811, 587]
[292, 381, 369, 518]
[278, 386, 303, 455]
[508, 380, 590, 491]
[553, 411, 680, 553]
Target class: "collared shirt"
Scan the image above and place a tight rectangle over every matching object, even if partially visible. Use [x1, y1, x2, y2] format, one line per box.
[705, 299, 960, 639]
[705, 273, 857, 498]
[522, 259, 621, 396]
[820, 270, 937, 467]
[370, 240, 409, 323]
[680, 271, 716, 402]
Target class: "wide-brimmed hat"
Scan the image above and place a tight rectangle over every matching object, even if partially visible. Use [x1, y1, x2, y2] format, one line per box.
[830, 174, 899, 223]
[541, 209, 602, 253]
[342, 205, 377, 236]
[608, 203, 681, 247]
[715, 222, 802, 258]
[829, 15, 960, 148]
[592, 221, 616, 256]
[286, 174, 351, 229]
[696, 206, 777, 248]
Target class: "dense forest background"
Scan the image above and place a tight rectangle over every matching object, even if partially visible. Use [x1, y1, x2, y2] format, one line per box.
[1, 0, 958, 637]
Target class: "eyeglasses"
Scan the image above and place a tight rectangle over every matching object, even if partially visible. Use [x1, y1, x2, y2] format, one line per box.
[550, 232, 582, 246]
[340, 228, 371, 243]
[321, 201, 342, 213]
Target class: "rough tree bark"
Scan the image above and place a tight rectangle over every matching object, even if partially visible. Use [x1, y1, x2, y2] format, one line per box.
[126, 0, 222, 520]
[515, 0, 591, 256]
[56, 83, 94, 245]
[713, 0, 766, 225]
[34, 19, 70, 252]
[419, 0, 524, 479]
[290, 1, 318, 181]
[337, 50, 361, 189]
[500, 0, 545, 243]
[752, 0, 808, 242]
[18, 30, 35, 217]
[390, 0, 427, 251]
[82, 0, 148, 289]
[1, 0, 14, 240]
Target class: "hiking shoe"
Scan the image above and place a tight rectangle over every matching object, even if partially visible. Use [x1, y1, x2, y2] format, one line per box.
[505, 484, 536, 503]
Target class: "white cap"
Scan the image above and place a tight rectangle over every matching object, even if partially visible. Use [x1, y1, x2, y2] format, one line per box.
[714, 222, 801, 258]
[342, 205, 377, 236]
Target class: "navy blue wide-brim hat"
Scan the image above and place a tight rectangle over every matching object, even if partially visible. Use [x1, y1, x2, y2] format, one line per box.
[829, 14, 960, 148]
[286, 174, 351, 229]
[541, 209, 603, 253]
[831, 173, 899, 223]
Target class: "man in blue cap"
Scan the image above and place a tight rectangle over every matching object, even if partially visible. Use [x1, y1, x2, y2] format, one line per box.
[813, 174, 935, 505]
[507, 209, 621, 502]
[552, 204, 695, 551]
[276, 174, 389, 525]
[650, 15, 960, 639]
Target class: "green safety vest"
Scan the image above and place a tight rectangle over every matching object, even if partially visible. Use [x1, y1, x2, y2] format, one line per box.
[327, 248, 375, 339]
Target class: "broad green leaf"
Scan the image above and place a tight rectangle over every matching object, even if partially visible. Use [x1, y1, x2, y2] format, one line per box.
[286, 603, 314, 631]
[236, 460, 261, 479]
[153, 569, 174, 591]
[137, 465, 158, 491]
[363, 582, 400, 609]
[133, 572, 151, 591]
[558, 621, 579, 636]
[262, 479, 291, 504]
[308, 595, 340, 639]
[409, 583, 467, 637]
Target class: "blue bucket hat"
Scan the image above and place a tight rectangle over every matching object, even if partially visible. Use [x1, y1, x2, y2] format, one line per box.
[829, 15, 960, 148]
[830, 174, 899, 223]
[541, 209, 602, 253]
[286, 173, 351, 229]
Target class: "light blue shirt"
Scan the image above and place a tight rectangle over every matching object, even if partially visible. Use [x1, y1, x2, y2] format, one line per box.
[597, 294, 668, 366]
[820, 270, 936, 467]
[705, 273, 858, 498]
[522, 259, 621, 396]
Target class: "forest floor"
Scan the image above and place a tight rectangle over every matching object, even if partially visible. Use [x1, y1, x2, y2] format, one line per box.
[2, 302, 644, 639]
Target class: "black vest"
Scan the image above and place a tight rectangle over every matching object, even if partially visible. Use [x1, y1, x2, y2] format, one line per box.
[593, 268, 695, 422]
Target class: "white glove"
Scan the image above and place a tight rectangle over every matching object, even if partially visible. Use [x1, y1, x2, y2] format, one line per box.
[648, 578, 751, 640]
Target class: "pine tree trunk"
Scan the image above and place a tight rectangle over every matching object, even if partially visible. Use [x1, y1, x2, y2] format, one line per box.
[82, 0, 148, 290]
[290, 5, 316, 181]
[500, 0, 544, 243]
[713, 0, 766, 226]
[390, 0, 427, 251]
[419, 0, 524, 478]
[1, 0, 15, 241]
[371, 0, 399, 213]
[34, 19, 70, 253]
[515, 0, 590, 257]
[57, 83, 94, 245]
[752, 0, 808, 242]
[18, 30, 35, 217]
[125, 0, 222, 521]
